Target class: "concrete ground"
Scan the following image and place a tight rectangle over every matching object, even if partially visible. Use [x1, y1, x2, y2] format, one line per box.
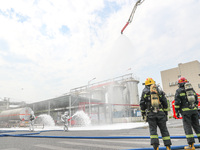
[0, 119, 200, 150]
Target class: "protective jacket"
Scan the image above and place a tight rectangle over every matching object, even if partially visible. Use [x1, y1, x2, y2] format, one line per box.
[30, 114, 35, 121]
[175, 86, 198, 114]
[61, 115, 70, 125]
[140, 85, 171, 146]
[175, 84, 200, 144]
[140, 85, 169, 113]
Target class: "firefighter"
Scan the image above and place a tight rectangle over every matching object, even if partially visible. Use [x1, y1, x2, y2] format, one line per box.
[175, 76, 200, 150]
[61, 111, 70, 131]
[140, 77, 171, 150]
[29, 111, 35, 132]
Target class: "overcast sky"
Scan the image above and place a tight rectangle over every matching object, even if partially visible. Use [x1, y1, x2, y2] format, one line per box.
[0, 0, 200, 103]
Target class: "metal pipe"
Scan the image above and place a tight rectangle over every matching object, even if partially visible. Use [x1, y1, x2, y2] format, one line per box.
[88, 77, 96, 117]
[69, 91, 72, 126]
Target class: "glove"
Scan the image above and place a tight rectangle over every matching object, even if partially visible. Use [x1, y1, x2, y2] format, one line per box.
[164, 111, 168, 116]
[142, 112, 146, 121]
[175, 108, 180, 118]
[176, 112, 180, 118]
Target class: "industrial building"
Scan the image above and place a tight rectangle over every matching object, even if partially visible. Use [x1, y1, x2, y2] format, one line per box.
[161, 60, 200, 101]
[20, 73, 141, 125]
[0, 98, 26, 111]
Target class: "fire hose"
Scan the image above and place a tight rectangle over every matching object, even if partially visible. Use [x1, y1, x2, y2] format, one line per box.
[1, 130, 200, 149]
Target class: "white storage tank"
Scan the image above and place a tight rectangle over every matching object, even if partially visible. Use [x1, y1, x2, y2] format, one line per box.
[107, 82, 125, 111]
[79, 91, 89, 98]
[125, 78, 139, 104]
[91, 87, 106, 102]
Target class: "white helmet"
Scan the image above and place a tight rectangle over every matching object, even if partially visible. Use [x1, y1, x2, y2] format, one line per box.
[64, 111, 68, 115]
[31, 111, 34, 115]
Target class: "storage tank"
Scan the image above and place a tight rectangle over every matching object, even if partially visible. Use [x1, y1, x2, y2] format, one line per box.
[91, 87, 106, 102]
[112, 84, 125, 104]
[79, 91, 89, 98]
[126, 78, 139, 104]
[107, 83, 125, 112]
[0, 107, 32, 121]
[107, 83, 125, 104]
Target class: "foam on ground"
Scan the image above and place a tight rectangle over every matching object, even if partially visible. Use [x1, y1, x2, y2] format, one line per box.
[0, 122, 148, 131]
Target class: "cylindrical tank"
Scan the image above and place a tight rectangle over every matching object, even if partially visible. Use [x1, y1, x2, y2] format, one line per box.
[107, 83, 125, 112]
[91, 87, 106, 102]
[126, 79, 139, 104]
[0, 107, 32, 121]
[79, 91, 89, 98]
[107, 83, 125, 104]
[112, 85, 125, 104]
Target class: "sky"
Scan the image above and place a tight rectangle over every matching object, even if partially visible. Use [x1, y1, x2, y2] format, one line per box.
[0, 0, 200, 103]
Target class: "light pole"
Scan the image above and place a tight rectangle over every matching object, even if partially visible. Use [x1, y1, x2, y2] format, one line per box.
[88, 77, 96, 117]
[69, 89, 72, 126]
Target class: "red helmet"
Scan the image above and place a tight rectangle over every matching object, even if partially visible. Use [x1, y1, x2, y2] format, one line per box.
[178, 77, 188, 84]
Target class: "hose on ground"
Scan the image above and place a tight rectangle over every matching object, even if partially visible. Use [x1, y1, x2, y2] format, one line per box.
[1, 130, 200, 150]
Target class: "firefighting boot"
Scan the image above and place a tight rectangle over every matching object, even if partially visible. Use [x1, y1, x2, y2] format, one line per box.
[184, 143, 195, 150]
[166, 145, 171, 150]
[153, 144, 159, 150]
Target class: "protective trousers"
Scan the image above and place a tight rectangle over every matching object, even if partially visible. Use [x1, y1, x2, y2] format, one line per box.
[147, 112, 171, 146]
[182, 112, 200, 144]
[29, 120, 34, 131]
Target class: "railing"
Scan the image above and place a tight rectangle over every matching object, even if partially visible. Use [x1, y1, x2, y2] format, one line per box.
[65, 73, 139, 95]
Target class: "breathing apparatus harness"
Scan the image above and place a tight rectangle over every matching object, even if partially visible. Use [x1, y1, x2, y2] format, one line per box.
[150, 84, 162, 113]
[144, 84, 163, 113]
[184, 82, 196, 109]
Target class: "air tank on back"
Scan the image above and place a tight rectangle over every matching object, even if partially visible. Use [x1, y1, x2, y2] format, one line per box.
[125, 78, 139, 104]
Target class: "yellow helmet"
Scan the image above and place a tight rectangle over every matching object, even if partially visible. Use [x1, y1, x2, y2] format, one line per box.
[144, 77, 155, 85]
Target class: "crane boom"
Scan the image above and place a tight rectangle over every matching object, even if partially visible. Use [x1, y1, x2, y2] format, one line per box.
[121, 0, 145, 34]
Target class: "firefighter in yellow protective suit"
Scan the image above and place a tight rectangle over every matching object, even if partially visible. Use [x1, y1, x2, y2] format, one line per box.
[140, 77, 171, 150]
[175, 77, 200, 150]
